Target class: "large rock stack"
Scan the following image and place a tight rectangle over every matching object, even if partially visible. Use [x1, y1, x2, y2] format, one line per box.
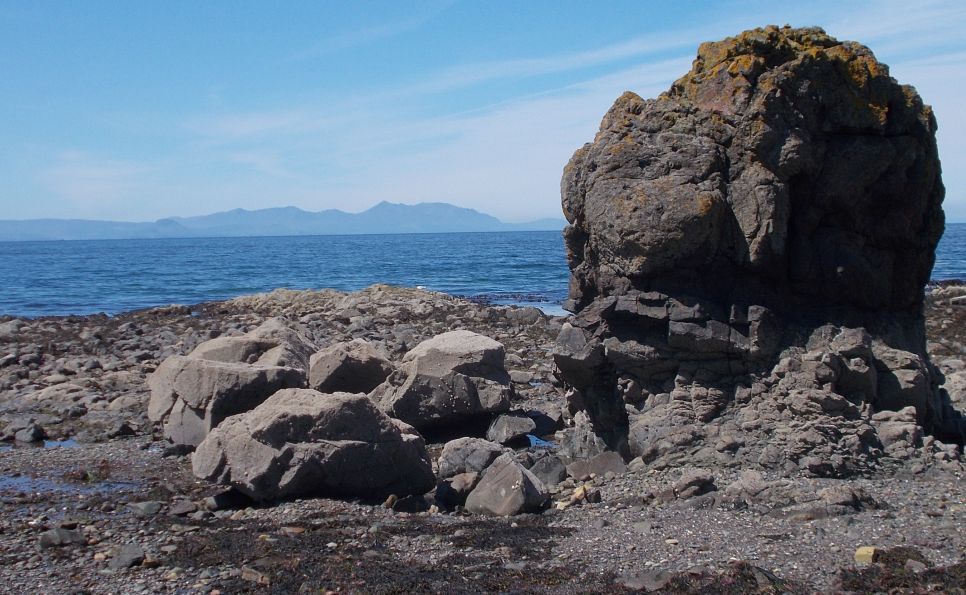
[554, 26, 963, 475]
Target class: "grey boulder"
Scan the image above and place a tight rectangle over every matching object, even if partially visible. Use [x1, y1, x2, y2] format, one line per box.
[565, 451, 626, 480]
[371, 330, 512, 430]
[464, 454, 548, 516]
[309, 339, 393, 394]
[147, 356, 304, 448]
[109, 544, 146, 570]
[38, 527, 86, 549]
[148, 318, 312, 448]
[486, 412, 536, 445]
[190, 318, 317, 370]
[192, 389, 435, 502]
[435, 471, 481, 509]
[436, 437, 505, 479]
[528, 454, 568, 487]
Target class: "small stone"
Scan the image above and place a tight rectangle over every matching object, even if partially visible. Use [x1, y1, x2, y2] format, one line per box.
[106, 421, 137, 438]
[127, 501, 163, 517]
[142, 556, 162, 569]
[904, 559, 928, 573]
[509, 370, 533, 384]
[38, 527, 85, 549]
[14, 424, 45, 443]
[854, 546, 878, 565]
[618, 570, 673, 591]
[241, 565, 270, 586]
[108, 544, 145, 570]
[167, 500, 198, 516]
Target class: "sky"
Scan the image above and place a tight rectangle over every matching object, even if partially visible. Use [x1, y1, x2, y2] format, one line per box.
[1, 0, 965, 223]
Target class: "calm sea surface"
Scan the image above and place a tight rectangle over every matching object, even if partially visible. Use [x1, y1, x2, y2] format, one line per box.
[0, 225, 963, 318]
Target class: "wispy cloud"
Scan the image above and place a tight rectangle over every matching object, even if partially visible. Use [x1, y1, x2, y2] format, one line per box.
[44, 0, 966, 222]
[390, 24, 728, 98]
[288, 2, 456, 61]
[289, 16, 428, 60]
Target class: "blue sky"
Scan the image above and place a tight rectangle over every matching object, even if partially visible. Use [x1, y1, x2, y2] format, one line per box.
[2, 0, 965, 223]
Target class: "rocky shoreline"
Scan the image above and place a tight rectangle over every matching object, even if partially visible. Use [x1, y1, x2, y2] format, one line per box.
[3, 25, 966, 594]
[0, 283, 963, 593]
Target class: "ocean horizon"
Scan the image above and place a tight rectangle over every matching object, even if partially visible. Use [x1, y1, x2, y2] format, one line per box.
[1, 224, 963, 319]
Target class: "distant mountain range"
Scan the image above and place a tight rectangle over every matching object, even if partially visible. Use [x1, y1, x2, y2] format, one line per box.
[0, 202, 567, 241]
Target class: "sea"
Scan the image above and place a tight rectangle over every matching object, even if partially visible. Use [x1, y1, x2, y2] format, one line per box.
[0, 224, 963, 319]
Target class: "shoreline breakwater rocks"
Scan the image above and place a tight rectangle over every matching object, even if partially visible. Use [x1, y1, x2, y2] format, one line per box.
[554, 26, 964, 476]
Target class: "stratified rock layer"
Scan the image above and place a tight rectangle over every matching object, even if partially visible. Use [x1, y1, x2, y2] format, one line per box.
[555, 26, 962, 475]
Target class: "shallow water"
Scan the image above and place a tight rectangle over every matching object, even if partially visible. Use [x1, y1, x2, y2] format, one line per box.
[0, 439, 79, 451]
[0, 474, 138, 495]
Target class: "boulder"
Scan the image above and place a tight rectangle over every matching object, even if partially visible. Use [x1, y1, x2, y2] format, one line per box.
[13, 423, 45, 443]
[148, 318, 312, 448]
[464, 454, 548, 516]
[38, 528, 86, 549]
[528, 454, 567, 487]
[486, 412, 536, 445]
[308, 339, 393, 394]
[109, 544, 146, 570]
[672, 469, 717, 499]
[371, 330, 512, 430]
[190, 318, 317, 370]
[436, 437, 504, 479]
[192, 389, 435, 502]
[565, 451, 626, 480]
[147, 356, 304, 448]
[872, 406, 923, 448]
[434, 472, 480, 509]
[553, 25, 963, 472]
[0, 319, 24, 342]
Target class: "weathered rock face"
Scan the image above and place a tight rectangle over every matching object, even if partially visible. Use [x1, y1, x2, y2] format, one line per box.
[371, 330, 512, 430]
[192, 389, 435, 501]
[147, 319, 311, 447]
[308, 339, 393, 394]
[191, 317, 317, 370]
[555, 26, 962, 475]
[436, 437, 505, 479]
[147, 357, 304, 447]
[486, 412, 536, 445]
[464, 453, 548, 516]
